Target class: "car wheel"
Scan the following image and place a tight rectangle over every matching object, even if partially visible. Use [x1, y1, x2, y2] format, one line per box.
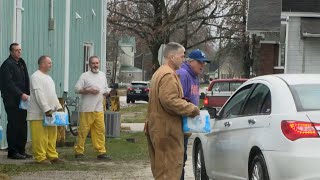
[194, 142, 208, 180]
[131, 100, 135, 103]
[249, 154, 269, 180]
[126, 98, 130, 103]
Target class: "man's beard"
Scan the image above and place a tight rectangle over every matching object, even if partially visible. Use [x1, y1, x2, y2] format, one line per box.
[91, 68, 99, 73]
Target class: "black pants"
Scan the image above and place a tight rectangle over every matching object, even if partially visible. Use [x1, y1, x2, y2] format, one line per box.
[180, 136, 188, 180]
[5, 107, 27, 156]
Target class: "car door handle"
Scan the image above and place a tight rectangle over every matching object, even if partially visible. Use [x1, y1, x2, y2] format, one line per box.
[224, 121, 232, 127]
[248, 119, 256, 125]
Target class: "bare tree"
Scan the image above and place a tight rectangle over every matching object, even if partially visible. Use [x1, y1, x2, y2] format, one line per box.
[107, 0, 240, 72]
[211, 0, 251, 78]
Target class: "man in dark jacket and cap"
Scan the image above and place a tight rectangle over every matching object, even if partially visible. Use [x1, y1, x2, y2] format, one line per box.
[0, 43, 32, 159]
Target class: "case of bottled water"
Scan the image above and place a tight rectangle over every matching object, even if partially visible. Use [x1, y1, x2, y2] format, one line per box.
[182, 110, 211, 133]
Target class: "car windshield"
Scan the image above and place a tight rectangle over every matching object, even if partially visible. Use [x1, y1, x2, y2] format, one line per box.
[131, 83, 148, 88]
[212, 81, 244, 92]
[290, 84, 320, 111]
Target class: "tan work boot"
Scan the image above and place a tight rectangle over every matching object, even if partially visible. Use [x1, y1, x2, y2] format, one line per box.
[36, 159, 51, 165]
[97, 154, 112, 161]
[50, 158, 65, 164]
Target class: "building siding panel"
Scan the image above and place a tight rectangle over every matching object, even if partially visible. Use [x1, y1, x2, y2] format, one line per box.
[0, 0, 106, 149]
[68, 0, 103, 97]
[21, 0, 66, 97]
[286, 17, 304, 73]
[0, 0, 15, 149]
[304, 39, 320, 73]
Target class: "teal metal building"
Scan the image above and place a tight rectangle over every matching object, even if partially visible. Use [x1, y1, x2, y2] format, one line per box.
[0, 0, 107, 148]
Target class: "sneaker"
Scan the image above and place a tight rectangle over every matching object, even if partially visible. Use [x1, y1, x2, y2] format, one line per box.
[36, 159, 51, 165]
[7, 153, 26, 160]
[97, 154, 112, 161]
[75, 154, 84, 159]
[21, 152, 33, 159]
[50, 158, 65, 164]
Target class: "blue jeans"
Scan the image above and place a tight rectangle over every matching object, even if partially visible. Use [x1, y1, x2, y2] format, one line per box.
[180, 136, 188, 180]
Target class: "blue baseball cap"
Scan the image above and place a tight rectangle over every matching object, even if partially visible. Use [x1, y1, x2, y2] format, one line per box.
[188, 49, 210, 63]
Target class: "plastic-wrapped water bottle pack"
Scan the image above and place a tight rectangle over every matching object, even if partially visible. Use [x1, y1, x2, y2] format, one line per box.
[182, 110, 212, 133]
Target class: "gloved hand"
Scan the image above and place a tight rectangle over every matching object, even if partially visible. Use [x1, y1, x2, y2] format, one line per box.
[182, 97, 191, 102]
[57, 108, 64, 112]
[190, 107, 200, 118]
[45, 110, 53, 117]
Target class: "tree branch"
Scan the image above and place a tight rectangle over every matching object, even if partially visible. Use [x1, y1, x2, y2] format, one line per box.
[187, 36, 239, 49]
[108, 21, 148, 40]
[107, 8, 153, 28]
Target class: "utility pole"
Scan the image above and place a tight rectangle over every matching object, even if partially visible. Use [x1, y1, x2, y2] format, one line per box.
[113, 38, 118, 83]
[184, 0, 189, 48]
[217, 27, 222, 79]
[141, 53, 145, 81]
[241, 0, 250, 78]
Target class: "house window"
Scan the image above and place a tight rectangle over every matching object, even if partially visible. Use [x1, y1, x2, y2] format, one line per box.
[83, 43, 93, 72]
[279, 23, 287, 67]
[280, 44, 285, 66]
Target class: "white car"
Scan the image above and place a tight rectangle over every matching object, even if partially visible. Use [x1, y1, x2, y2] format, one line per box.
[192, 74, 320, 180]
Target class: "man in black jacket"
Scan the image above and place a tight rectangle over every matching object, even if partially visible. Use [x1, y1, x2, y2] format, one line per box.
[0, 43, 32, 159]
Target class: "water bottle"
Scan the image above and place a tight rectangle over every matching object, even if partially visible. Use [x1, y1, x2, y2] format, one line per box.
[200, 110, 211, 133]
[193, 115, 201, 121]
[200, 110, 210, 120]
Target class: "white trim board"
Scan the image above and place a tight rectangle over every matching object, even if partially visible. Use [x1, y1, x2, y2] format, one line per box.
[284, 18, 289, 73]
[274, 66, 285, 70]
[282, 12, 320, 18]
[64, 0, 71, 92]
[260, 41, 278, 44]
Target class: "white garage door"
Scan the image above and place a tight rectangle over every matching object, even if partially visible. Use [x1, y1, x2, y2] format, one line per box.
[304, 39, 320, 73]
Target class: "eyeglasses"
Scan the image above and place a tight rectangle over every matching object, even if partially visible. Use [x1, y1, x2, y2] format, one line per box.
[194, 60, 206, 65]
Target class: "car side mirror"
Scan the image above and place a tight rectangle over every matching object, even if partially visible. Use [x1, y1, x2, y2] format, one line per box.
[200, 92, 205, 99]
[201, 107, 218, 119]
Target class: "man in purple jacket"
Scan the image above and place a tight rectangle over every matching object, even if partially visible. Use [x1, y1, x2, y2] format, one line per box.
[176, 49, 210, 180]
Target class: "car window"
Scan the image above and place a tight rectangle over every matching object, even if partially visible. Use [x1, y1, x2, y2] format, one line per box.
[290, 84, 320, 111]
[230, 82, 243, 91]
[242, 84, 271, 116]
[212, 82, 229, 91]
[260, 92, 271, 114]
[131, 83, 148, 88]
[219, 84, 253, 119]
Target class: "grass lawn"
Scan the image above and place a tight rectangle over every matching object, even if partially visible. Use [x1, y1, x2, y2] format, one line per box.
[199, 99, 204, 108]
[0, 132, 148, 176]
[120, 103, 147, 123]
[120, 98, 204, 124]
[59, 132, 149, 161]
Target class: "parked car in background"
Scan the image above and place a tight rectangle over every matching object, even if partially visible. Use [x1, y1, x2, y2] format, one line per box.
[193, 74, 320, 180]
[203, 79, 247, 109]
[126, 81, 149, 103]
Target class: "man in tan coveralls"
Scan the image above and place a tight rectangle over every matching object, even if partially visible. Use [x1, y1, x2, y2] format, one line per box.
[145, 42, 200, 179]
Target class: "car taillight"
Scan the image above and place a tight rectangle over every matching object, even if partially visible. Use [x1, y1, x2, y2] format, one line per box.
[128, 88, 133, 91]
[145, 88, 150, 92]
[204, 97, 208, 106]
[281, 120, 320, 141]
